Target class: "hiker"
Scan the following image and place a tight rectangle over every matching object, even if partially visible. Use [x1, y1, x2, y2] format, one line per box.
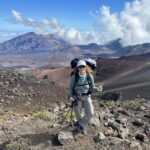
[70, 58, 97, 76]
[69, 60, 103, 134]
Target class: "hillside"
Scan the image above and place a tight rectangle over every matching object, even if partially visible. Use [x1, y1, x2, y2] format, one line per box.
[0, 69, 67, 113]
[0, 69, 150, 149]
[103, 63, 150, 99]
[0, 57, 150, 149]
[21, 54, 150, 101]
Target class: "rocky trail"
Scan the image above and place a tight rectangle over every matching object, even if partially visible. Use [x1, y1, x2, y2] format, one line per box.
[0, 97, 150, 150]
[0, 69, 150, 150]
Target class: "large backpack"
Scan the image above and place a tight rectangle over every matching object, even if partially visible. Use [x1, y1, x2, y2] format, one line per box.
[71, 58, 80, 69]
[72, 72, 92, 96]
[84, 58, 97, 71]
[70, 58, 97, 70]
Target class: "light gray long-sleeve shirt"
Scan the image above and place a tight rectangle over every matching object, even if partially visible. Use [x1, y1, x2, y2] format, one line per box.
[69, 73, 98, 97]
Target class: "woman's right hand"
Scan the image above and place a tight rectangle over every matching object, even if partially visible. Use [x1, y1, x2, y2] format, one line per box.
[69, 96, 75, 101]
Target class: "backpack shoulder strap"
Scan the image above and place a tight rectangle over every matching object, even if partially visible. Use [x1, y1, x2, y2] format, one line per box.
[70, 71, 74, 77]
[73, 72, 79, 95]
[86, 73, 92, 85]
[75, 72, 79, 84]
[86, 73, 92, 94]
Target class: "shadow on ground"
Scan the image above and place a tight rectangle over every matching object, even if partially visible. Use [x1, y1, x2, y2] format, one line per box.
[21, 131, 61, 146]
[0, 132, 61, 150]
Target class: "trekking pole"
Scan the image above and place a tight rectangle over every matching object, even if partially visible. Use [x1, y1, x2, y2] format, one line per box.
[69, 102, 74, 126]
[57, 101, 74, 131]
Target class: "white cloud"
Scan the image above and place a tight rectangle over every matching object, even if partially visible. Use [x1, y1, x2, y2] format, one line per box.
[8, 1, 150, 46]
[10, 10, 105, 45]
[90, 7, 122, 44]
[91, 0, 150, 46]
[11, 10, 23, 23]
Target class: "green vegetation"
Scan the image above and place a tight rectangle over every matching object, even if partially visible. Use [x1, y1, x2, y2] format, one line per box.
[24, 101, 31, 107]
[123, 100, 140, 110]
[0, 115, 7, 125]
[31, 111, 53, 121]
[5, 142, 24, 150]
[106, 101, 116, 109]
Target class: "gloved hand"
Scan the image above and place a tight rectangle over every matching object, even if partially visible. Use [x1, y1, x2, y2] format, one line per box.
[69, 96, 75, 102]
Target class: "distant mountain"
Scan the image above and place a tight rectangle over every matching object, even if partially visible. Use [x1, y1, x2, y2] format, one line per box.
[104, 39, 150, 57]
[123, 43, 150, 56]
[0, 32, 81, 67]
[1, 32, 150, 68]
[76, 39, 150, 58]
[0, 32, 72, 54]
[77, 43, 103, 50]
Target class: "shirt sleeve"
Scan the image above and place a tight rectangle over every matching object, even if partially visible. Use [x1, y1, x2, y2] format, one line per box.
[88, 73, 99, 93]
[69, 74, 75, 97]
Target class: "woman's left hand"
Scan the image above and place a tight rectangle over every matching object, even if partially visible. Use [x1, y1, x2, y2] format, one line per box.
[97, 83, 104, 92]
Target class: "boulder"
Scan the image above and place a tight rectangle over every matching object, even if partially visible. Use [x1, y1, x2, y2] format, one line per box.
[132, 118, 144, 127]
[94, 132, 106, 143]
[135, 133, 149, 143]
[130, 141, 142, 150]
[57, 130, 74, 145]
[100, 91, 122, 101]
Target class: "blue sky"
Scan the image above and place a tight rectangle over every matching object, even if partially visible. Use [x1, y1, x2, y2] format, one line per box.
[0, 0, 131, 30]
[1, 0, 150, 46]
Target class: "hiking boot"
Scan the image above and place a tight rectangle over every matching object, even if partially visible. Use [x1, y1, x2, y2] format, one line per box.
[80, 126, 87, 134]
[74, 121, 87, 134]
[74, 121, 82, 133]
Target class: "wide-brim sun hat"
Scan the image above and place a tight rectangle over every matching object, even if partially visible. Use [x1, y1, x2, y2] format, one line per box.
[77, 60, 87, 67]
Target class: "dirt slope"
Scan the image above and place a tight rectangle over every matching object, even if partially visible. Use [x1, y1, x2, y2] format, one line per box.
[33, 67, 71, 87]
[103, 63, 150, 99]
[17, 56, 150, 100]
[0, 69, 68, 113]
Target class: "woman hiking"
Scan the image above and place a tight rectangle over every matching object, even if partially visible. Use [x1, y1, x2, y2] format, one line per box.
[69, 60, 103, 134]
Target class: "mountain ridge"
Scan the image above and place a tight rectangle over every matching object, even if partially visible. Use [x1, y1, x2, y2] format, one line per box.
[1, 32, 150, 68]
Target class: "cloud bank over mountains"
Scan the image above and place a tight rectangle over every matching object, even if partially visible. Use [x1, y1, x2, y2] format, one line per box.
[2, 0, 150, 46]
[92, 0, 150, 46]
[11, 10, 104, 45]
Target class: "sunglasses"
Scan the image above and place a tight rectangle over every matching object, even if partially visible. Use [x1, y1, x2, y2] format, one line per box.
[78, 65, 86, 68]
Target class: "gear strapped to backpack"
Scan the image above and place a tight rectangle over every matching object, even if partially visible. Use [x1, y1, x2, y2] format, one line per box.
[72, 72, 92, 97]
[71, 58, 97, 70]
